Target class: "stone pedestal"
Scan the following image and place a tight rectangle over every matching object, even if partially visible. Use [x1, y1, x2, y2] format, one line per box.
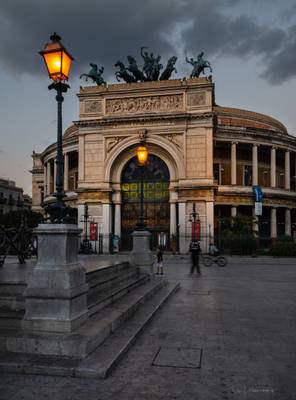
[23, 224, 88, 333]
[130, 230, 153, 274]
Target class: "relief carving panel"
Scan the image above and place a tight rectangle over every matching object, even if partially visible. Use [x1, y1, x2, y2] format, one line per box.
[84, 100, 103, 113]
[106, 94, 183, 115]
[164, 133, 183, 150]
[105, 136, 127, 153]
[187, 91, 206, 107]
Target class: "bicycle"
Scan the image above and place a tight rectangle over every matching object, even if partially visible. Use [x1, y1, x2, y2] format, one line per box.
[202, 253, 227, 267]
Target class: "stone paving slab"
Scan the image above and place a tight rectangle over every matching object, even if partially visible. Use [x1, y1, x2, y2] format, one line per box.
[0, 259, 296, 399]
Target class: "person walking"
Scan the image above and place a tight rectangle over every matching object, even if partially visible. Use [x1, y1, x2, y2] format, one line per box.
[189, 240, 201, 275]
[156, 246, 164, 275]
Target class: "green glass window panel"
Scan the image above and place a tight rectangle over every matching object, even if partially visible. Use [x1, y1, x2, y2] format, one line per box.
[122, 183, 130, 191]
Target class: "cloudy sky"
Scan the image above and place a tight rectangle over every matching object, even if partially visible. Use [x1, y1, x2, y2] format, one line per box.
[0, 0, 295, 195]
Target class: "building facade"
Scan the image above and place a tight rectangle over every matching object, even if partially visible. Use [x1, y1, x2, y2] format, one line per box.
[0, 179, 31, 216]
[31, 77, 296, 252]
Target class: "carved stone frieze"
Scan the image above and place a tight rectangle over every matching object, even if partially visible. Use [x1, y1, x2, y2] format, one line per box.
[84, 100, 103, 113]
[164, 133, 183, 150]
[105, 94, 183, 115]
[105, 136, 127, 153]
[187, 91, 206, 107]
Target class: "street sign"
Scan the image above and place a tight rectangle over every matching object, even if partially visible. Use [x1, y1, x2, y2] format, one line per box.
[255, 202, 263, 216]
[252, 186, 263, 202]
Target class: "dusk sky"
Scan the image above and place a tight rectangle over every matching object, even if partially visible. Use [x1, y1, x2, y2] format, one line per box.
[0, 0, 295, 195]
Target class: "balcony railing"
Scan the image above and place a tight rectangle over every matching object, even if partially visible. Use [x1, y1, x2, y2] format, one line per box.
[0, 197, 7, 205]
[8, 198, 16, 206]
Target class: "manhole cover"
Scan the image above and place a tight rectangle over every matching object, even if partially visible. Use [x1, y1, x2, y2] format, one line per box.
[186, 290, 211, 295]
[152, 346, 202, 369]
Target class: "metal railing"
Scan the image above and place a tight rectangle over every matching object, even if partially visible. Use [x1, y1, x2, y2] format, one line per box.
[0, 221, 37, 267]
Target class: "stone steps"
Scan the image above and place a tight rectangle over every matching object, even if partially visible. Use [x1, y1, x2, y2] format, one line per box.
[1, 276, 166, 358]
[76, 282, 180, 379]
[0, 282, 180, 378]
[87, 272, 150, 317]
[0, 308, 24, 329]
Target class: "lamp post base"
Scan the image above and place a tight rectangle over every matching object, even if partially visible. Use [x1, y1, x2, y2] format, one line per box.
[44, 200, 76, 223]
[130, 230, 153, 274]
[22, 224, 88, 333]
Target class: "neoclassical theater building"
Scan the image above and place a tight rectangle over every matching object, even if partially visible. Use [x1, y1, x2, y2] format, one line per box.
[31, 77, 296, 253]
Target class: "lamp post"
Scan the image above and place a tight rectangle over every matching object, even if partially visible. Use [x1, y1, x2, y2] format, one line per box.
[39, 32, 74, 223]
[189, 203, 200, 242]
[136, 143, 148, 229]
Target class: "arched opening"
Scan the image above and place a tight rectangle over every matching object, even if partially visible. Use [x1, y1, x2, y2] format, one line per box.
[121, 154, 170, 250]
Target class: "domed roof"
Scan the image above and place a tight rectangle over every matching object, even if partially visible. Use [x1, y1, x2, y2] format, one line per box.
[63, 124, 78, 139]
[214, 106, 287, 135]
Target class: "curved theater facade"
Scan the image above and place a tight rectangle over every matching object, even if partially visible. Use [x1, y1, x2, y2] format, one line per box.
[31, 77, 296, 252]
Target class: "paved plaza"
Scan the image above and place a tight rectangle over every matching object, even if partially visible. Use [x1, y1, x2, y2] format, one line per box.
[1, 256, 296, 399]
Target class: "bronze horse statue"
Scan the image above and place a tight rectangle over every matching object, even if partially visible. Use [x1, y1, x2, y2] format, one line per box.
[127, 56, 145, 82]
[186, 52, 212, 78]
[80, 63, 106, 86]
[160, 56, 178, 80]
[114, 60, 137, 83]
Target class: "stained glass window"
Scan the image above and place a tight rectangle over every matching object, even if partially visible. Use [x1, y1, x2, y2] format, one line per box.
[121, 155, 170, 202]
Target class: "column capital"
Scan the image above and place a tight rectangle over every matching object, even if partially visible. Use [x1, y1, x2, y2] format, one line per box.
[231, 141, 238, 145]
[252, 143, 259, 148]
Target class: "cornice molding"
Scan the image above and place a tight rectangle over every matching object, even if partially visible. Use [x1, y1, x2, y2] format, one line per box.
[74, 112, 214, 128]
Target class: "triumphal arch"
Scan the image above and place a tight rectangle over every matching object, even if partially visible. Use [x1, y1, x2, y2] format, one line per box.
[75, 77, 214, 252]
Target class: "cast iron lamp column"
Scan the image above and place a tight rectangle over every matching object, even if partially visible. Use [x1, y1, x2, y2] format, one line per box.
[136, 144, 148, 229]
[39, 33, 74, 222]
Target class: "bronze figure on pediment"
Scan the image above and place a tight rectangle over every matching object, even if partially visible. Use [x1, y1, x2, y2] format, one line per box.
[186, 52, 212, 78]
[80, 63, 106, 86]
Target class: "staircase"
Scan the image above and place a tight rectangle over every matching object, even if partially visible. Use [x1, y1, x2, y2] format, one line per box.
[0, 259, 180, 378]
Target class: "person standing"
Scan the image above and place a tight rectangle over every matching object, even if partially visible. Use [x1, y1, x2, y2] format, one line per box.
[189, 241, 201, 275]
[156, 246, 164, 275]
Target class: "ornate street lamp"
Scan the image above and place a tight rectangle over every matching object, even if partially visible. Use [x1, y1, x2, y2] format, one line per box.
[40, 33, 74, 222]
[189, 203, 200, 242]
[136, 143, 148, 229]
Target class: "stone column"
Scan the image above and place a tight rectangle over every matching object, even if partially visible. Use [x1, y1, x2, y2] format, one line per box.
[178, 202, 187, 254]
[170, 202, 177, 237]
[78, 136, 85, 182]
[43, 163, 47, 196]
[271, 207, 277, 239]
[285, 208, 291, 236]
[53, 158, 57, 192]
[206, 201, 214, 250]
[231, 142, 237, 185]
[271, 147, 276, 188]
[64, 152, 69, 192]
[231, 205, 237, 217]
[47, 161, 51, 195]
[285, 150, 290, 190]
[23, 224, 88, 333]
[252, 144, 258, 186]
[114, 204, 121, 237]
[219, 164, 223, 185]
[102, 203, 111, 253]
